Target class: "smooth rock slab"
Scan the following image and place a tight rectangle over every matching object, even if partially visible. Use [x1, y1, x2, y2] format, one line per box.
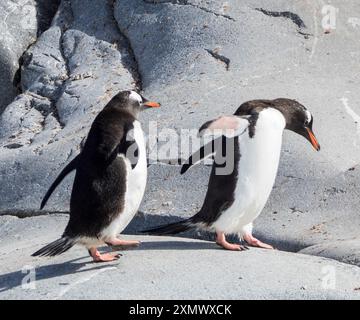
[300, 239, 360, 267]
[114, 0, 360, 261]
[0, 215, 359, 299]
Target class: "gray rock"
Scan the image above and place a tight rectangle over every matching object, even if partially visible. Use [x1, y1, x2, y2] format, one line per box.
[0, 0, 60, 113]
[0, 0, 360, 279]
[0, 0, 136, 211]
[112, 0, 360, 262]
[0, 0, 36, 112]
[300, 238, 360, 267]
[0, 214, 359, 299]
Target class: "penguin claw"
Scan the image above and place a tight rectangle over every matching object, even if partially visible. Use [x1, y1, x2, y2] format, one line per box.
[88, 247, 121, 263]
[215, 232, 249, 251]
[216, 242, 248, 251]
[106, 239, 141, 251]
[92, 253, 121, 263]
[243, 234, 274, 249]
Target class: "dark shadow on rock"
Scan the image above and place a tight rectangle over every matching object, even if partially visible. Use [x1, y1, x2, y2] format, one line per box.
[253, 230, 309, 253]
[35, 0, 62, 36]
[0, 256, 116, 293]
[124, 212, 308, 253]
[136, 240, 218, 251]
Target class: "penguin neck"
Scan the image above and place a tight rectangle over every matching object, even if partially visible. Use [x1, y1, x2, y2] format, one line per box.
[110, 105, 140, 119]
[124, 107, 140, 119]
[256, 108, 286, 133]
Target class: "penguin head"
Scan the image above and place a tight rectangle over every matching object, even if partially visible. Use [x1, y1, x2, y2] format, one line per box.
[235, 98, 320, 151]
[271, 99, 320, 151]
[106, 90, 160, 117]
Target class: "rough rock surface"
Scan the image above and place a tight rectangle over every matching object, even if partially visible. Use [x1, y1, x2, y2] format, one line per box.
[0, 0, 60, 113]
[0, 0, 37, 112]
[0, 215, 360, 299]
[0, 0, 360, 298]
[0, 0, 137, 212]
[117, 0, 360, 264]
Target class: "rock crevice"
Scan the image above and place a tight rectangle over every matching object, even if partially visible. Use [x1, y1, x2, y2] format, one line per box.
[205, 49, 230, 71]
[255, 8, 306, 29]
[143, 0, 236, 21]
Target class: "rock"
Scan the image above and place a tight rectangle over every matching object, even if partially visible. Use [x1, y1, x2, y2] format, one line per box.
[0, 214, 359, 299]
[0, 0, 60, 113]
[0, 0, 360, 276]
[34, 0, 61, 34]
[299, 238, 360, 267]
[0, 0, 136, 211]
[0, 0, 36, 112]
[112, 0, 360, 261]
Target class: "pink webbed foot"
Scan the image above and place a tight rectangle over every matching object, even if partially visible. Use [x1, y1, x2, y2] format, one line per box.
[216, 232, 249, 251]
[105, 238, 141, 250]
[88, 247, 121, 263]
[243, 234, 274, 249]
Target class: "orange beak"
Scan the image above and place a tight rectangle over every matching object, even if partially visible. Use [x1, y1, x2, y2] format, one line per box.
[306, 127, 320, 151]
[143, 101, 161, 108]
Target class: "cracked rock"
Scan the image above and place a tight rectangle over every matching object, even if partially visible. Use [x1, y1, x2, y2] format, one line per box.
[0, 0, 61, 114]
[255, 8, 306, 29]
[0, 0, 360, 273]
[0, 0, 137, 211]
[1, 214, 360, 299]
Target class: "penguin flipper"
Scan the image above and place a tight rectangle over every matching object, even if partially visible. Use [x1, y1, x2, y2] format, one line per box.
[180, 137, 221, 174]
[142, 218, 194, 235]
[32, 237, 76, 257]
[198, 115, 250, 138]
[40, 155, 79, 210]
[118, 139, 139, 170]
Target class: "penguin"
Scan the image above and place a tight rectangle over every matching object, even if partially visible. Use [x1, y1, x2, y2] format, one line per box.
[143, 99, 320, 251]
[33, 90, 160, 262]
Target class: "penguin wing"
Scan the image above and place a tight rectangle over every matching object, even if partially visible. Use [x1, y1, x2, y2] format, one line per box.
[180, 137, 220, 174]
[118, 137, 139, 170]
[93, 117, 138, 167]
[198, 115, 249, 138]
[40, 155, 80, 209]
[181, 116, 249, 174]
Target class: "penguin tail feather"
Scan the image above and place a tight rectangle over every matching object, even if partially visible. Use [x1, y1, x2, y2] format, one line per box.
[180, 164, 190, 175]
[32, 237, 76, 257]
[142, 218, 195, 236]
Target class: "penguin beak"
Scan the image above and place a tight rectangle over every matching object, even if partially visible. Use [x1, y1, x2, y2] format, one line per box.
[142, 101, 161, 108]
[304, 127, 320, 151]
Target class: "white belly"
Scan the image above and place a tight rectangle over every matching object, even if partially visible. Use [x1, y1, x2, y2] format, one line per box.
[212, 108, 286, 235]
[101, 121, 147, 239]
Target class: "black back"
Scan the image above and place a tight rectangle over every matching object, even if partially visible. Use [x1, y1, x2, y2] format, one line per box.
[193, 136, 241, 225]
[64, 107, 137, 238]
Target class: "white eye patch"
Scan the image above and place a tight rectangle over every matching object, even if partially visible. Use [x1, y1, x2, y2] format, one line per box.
[129, 91, 143, 103]
[305, 110, 312, 123]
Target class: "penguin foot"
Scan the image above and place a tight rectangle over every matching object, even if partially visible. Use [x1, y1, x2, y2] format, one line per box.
[106, 238, 141, 250]
[88, 247, 121, 263]
[243, 234, 274, 249]
[216, 232, 249, 251]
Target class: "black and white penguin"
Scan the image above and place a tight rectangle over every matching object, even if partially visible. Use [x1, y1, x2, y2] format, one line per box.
[143, 99, 320, 250]
[33, 90, 160, 262]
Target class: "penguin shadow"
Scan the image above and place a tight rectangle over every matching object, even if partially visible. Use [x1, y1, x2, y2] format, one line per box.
[126, 213, 307, 253]
[0, 256, 116, 293]
[125, 213, 249, 251]
[135, 240, 218, 251]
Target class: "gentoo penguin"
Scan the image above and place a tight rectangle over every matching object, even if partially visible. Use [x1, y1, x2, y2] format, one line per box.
[33, 90, 160, 262]
[143, 99, 320, 250]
